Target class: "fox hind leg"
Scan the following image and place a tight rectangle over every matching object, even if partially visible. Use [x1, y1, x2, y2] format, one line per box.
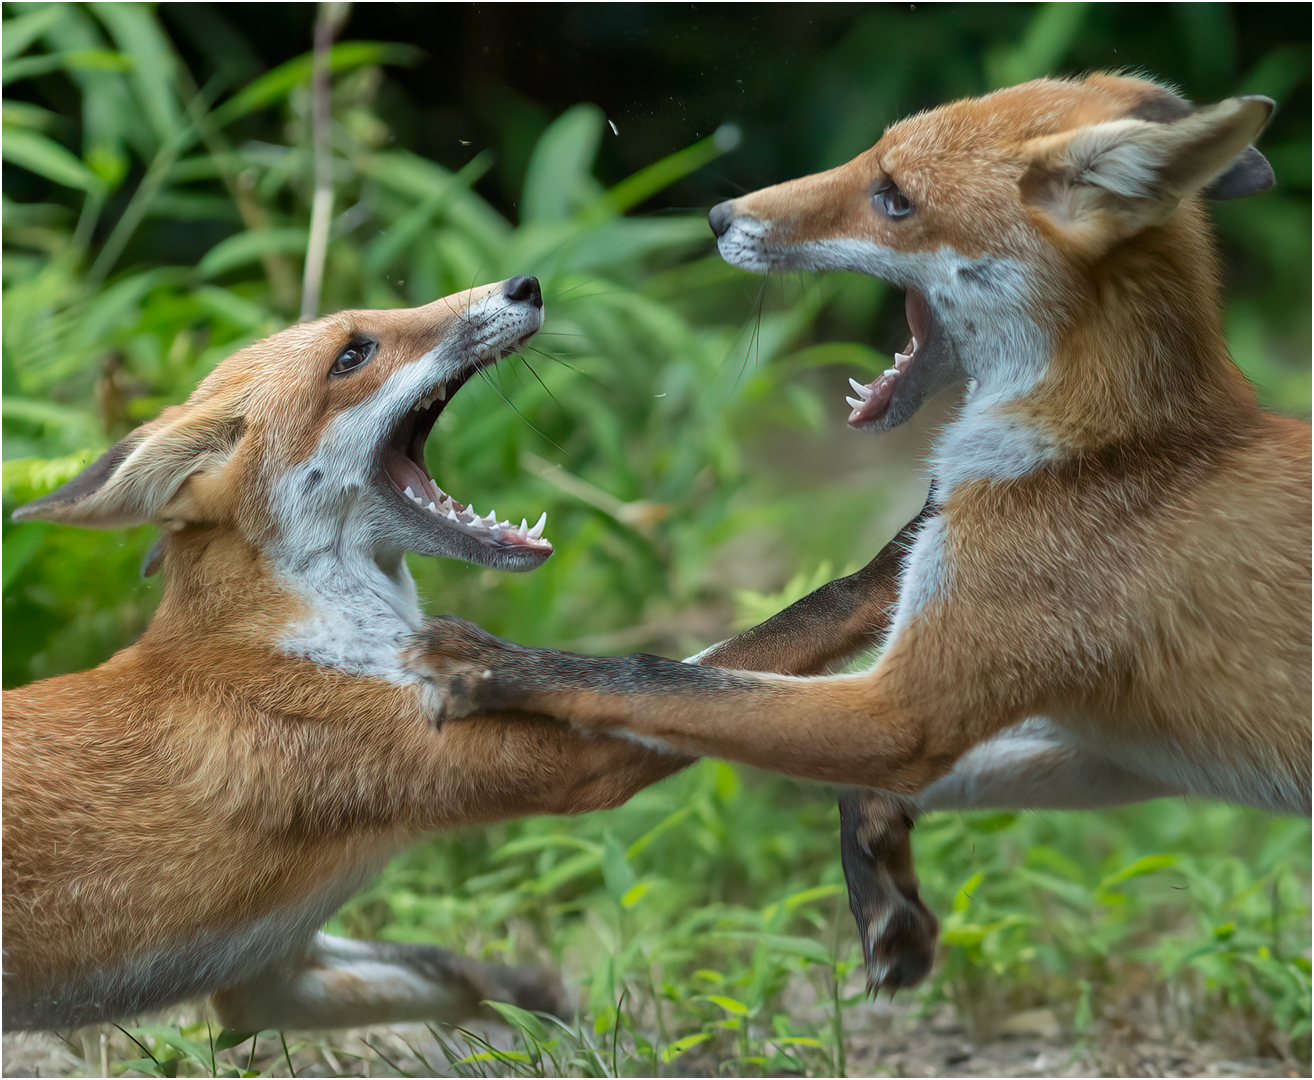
[210, 933, 569, 1032]
[838, 789, 939, 993]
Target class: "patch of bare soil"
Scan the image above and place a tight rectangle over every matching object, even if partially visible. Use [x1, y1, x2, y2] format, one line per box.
[5, 991, 1304, 1080]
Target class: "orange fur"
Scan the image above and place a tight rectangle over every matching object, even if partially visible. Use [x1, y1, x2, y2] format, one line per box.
[4, 279, 687, 1032]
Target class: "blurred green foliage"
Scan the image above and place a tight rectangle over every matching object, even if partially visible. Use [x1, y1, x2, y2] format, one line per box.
[2, 3, 1309, 1075]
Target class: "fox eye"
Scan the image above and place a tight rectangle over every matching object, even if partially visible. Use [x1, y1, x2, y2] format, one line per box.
[875, 183, 913, 219]
[330, 339, 377, 378]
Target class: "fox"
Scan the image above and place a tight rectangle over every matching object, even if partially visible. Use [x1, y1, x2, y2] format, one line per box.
[411, 74, 1312, 994]
[2, 276, 690, 1033]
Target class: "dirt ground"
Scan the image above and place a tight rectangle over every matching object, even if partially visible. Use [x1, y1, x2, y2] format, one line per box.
[3, 991, 1304, 1079]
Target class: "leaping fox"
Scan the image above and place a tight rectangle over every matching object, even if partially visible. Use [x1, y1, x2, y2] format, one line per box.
[416, 74, 1311, 992]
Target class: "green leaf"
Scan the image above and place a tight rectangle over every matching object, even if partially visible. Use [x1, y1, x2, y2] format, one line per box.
[521, 104, 604, 225]
[620, 881, 652, 909]
[212, 1029, 257, 1052]
[482, 1000, 550, 1042]
[196, 228, 308, 280]
[714, 931, 834, 965]
[1, 48, 133, 85]
[2, 524, 46, 593]
[1097, 854, 1178, 894]
[585, 124, 740, 221]
[659, 1031, 712, 1063]
[702, 994, 750, 1015]
[2, 5, 65, 61]
[625, 805, 693, 859]
[211, 41, 422, 128]
[92, 4, 183, 144]
[602, 831, 635, 902]
[953, 871, 985, 913]
[784, 884, 845, 912]
[492, 833, 603, 860]
[1, 129, 101, 191]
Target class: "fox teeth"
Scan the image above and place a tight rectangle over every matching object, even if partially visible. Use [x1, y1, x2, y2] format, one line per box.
[883, 367, 899, 378]
[846, 396, 864, 410]
[527, 512, 547, 540]
[848, 378, 874, 400]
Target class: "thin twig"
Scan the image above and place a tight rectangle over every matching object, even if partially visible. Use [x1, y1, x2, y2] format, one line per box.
[299, 3, 349, 322]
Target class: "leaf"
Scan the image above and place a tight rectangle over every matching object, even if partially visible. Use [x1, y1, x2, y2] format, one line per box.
[521, 104, 604, 225]
[1097, 854, 1178, 894]
[196, 228, 308, 280]
[585, 125, 740, 220]
[953, 871, 985, 913]
[1, 129, 101, 191]
[659, 1032, 712, 1063]
[212, 1029, 257, 1052]
[92, 4, 183, 145]
[784, 884, 845, 912]
[2, 5, 64, 61]
[625, 805, 693, 859]
[714, 931, 834, 965]
[620, 881, 652, 909]
[1, 48, 133, 85]
[482, 1000, 550, 1043]
[702, 994, 750, 1015]
[602, 831, 635, 903]
[211, 41, 422, 128]
[492, 833, 603, 860]
[2, 524, 46, 594]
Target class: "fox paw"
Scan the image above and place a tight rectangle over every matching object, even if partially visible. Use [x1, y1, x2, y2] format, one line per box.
[405, 616, 519, 720]
[857, 888, 939, 994]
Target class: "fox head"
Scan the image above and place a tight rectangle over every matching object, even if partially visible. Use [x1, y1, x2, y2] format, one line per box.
[710, 74, 1274, 441]
[15, 277, 553, 575]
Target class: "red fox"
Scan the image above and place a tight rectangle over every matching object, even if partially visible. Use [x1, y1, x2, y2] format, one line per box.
[414, 75, 1312, 992]
[3, 277, 688, 1032]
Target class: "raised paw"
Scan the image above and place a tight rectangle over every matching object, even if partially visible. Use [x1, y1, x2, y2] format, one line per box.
[839, 788, 940, 994]
[854, 881, 940, 993]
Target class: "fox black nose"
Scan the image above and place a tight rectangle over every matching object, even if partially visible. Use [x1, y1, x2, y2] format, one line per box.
[503, 275, 543, 309]
[708, 200, 736, 238]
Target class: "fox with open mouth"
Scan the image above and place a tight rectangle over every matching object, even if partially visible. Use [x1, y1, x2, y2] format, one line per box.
[3, 276, 687, 1033]
[415, 73, 1311, 994]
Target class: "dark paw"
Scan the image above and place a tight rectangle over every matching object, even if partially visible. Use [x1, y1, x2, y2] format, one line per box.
[858, 890, 939, 993]
[409, 615, 512, 674]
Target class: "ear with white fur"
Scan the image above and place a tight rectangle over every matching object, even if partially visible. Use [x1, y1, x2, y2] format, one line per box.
[1021, 95, 1275, 243]
[12, 404, 245, 530]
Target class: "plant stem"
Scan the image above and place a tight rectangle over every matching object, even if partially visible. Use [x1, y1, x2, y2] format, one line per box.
[300, 3, 348, 322]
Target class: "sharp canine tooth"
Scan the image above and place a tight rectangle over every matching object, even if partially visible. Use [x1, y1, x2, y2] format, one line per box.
[846, 396, 864, 410]
[848, 378, 874, 399]
[528, 512, 547, 540]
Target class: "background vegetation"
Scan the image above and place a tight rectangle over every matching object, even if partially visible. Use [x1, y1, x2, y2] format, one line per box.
[3, 3, 1309, 1076]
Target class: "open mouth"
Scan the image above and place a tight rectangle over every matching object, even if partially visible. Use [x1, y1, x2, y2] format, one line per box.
[844, 290, 932, 428]
[380, 327, 553, 563]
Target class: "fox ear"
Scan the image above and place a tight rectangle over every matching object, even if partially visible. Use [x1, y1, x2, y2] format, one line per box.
[1021, 95, 1275, 243]
[12, 405, 245, 530]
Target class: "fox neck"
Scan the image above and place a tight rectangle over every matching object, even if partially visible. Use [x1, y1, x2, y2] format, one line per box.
[144, 522, 423, 685]
[930, 214, 1259, 498]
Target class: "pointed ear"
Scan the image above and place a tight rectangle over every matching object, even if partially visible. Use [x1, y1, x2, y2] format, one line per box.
[12, 405, 245, 530]
[1021, 95, 1275, 243]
